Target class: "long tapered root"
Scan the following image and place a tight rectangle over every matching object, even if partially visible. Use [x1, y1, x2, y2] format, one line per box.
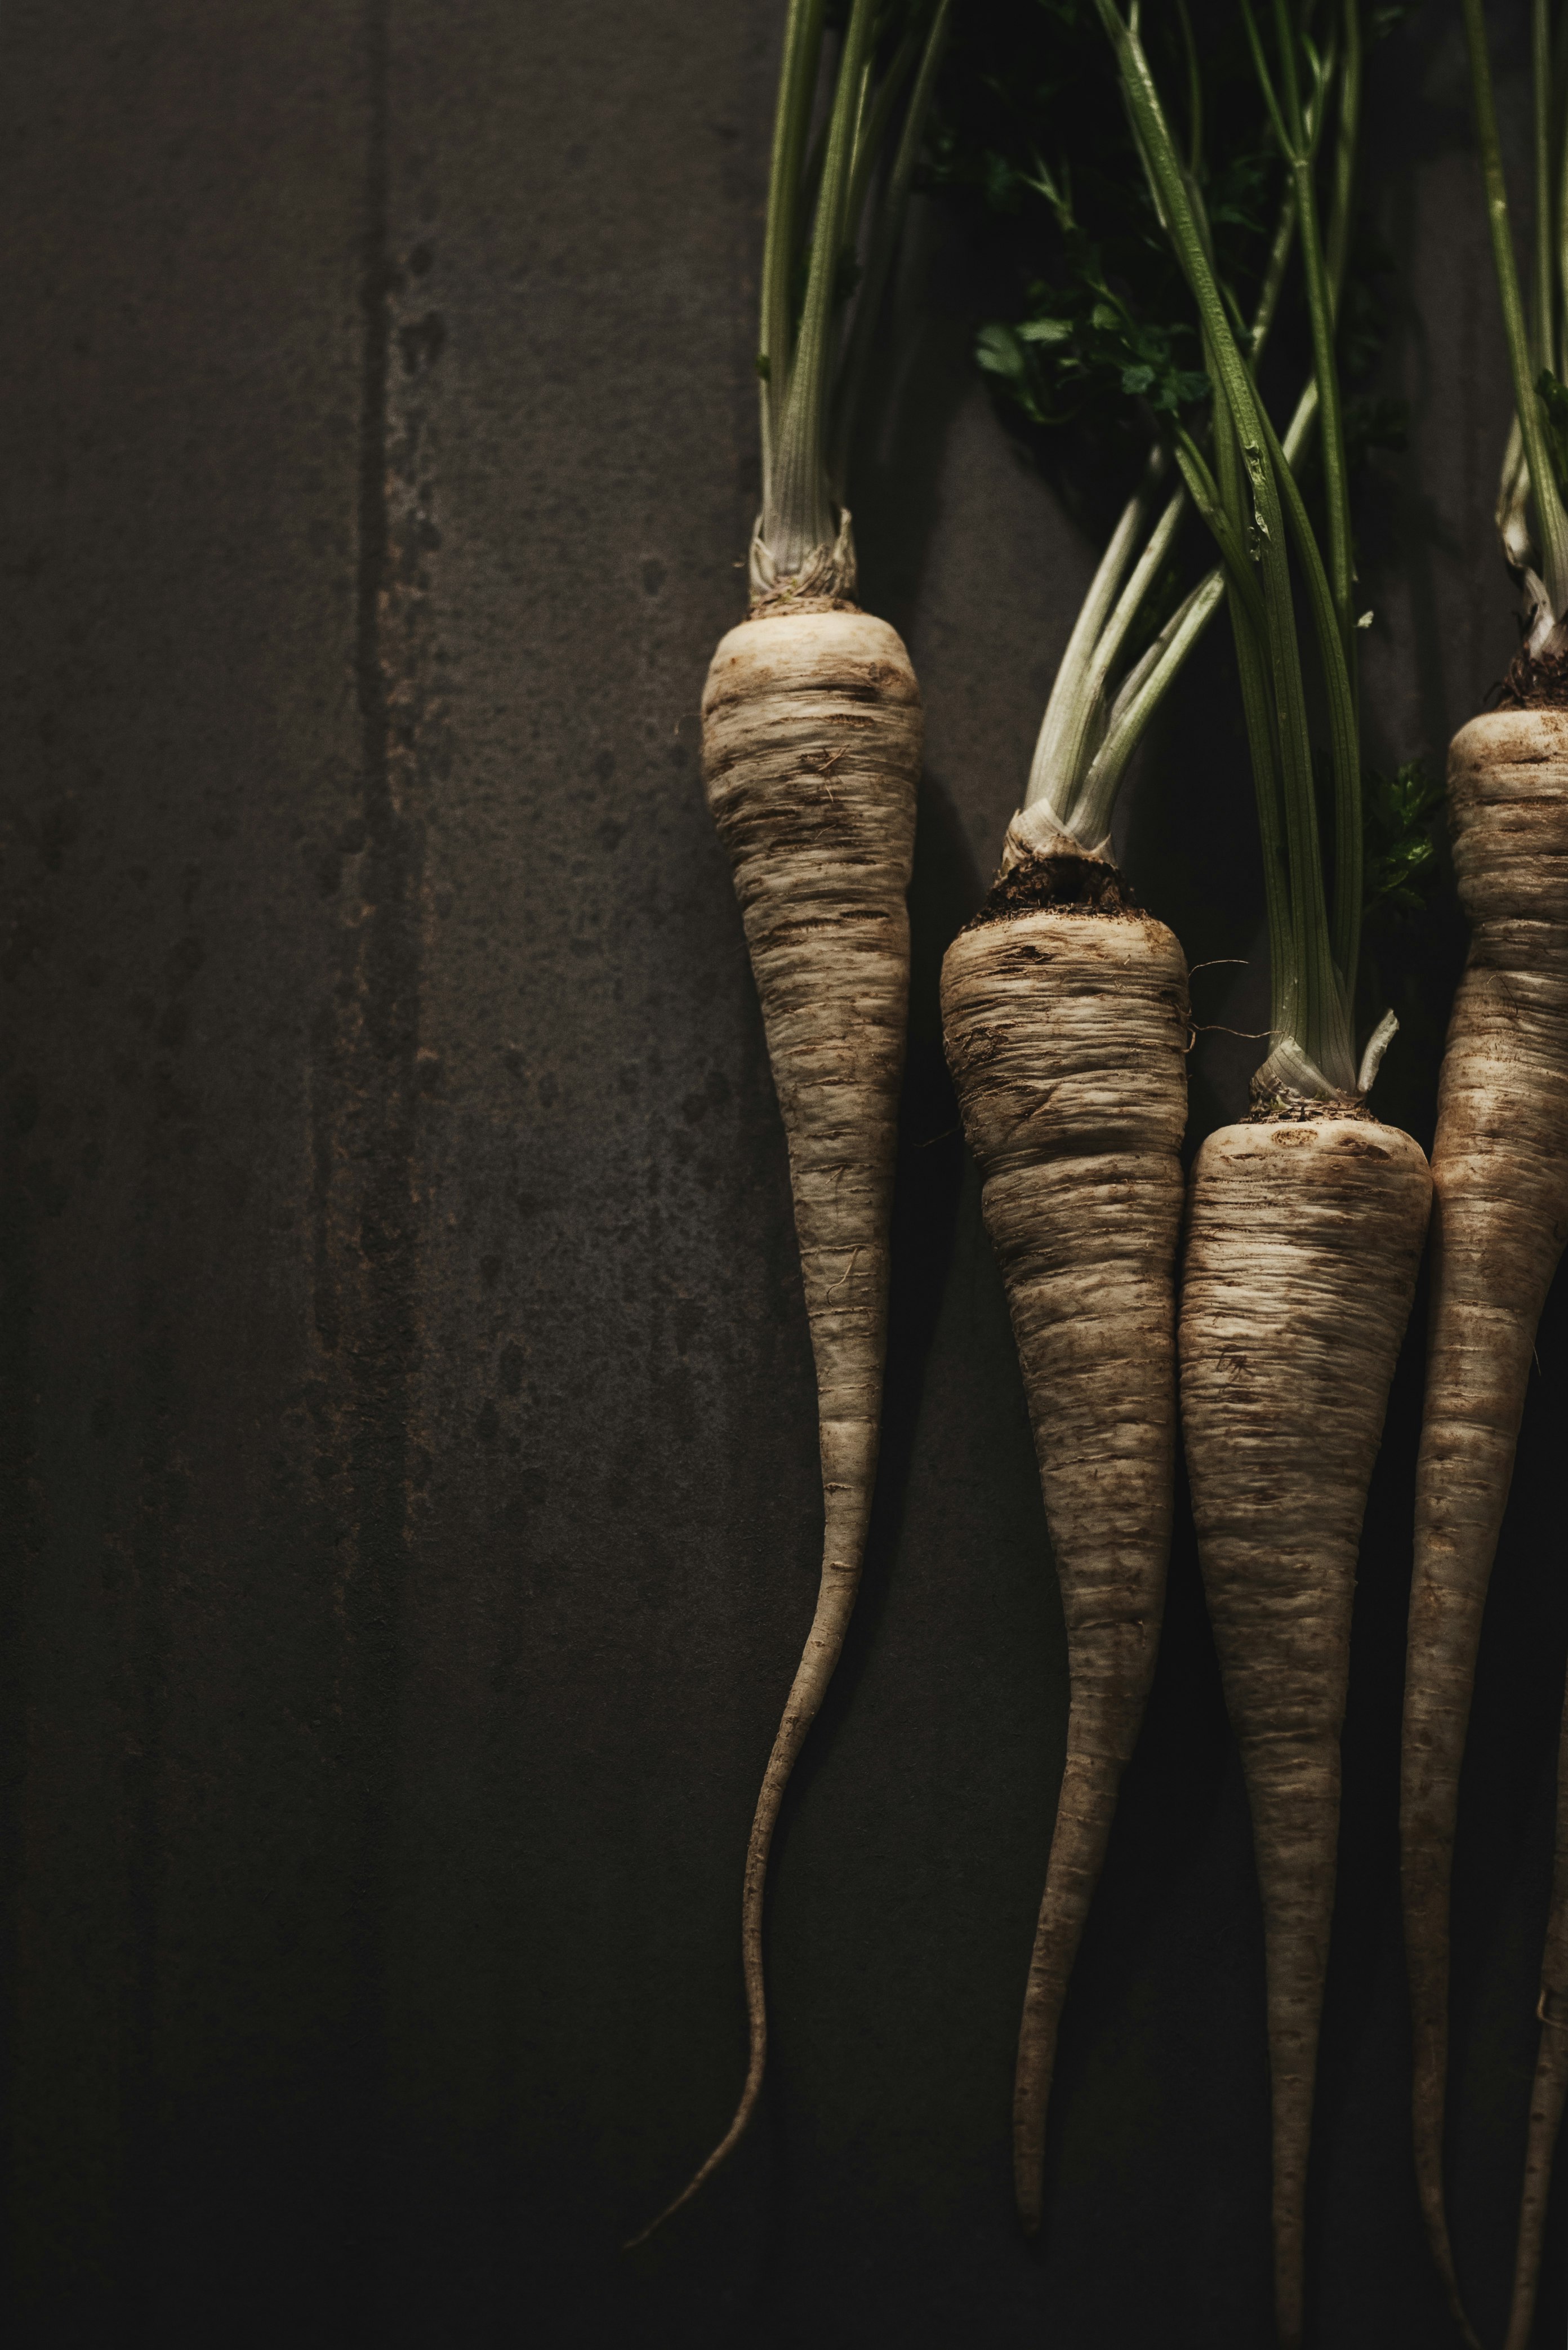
[1010, 1731, 1135, 2231]
[1502, 2037, 1568, 2350]
[627, 608, 921, 2247]
[622, 1587, 855, 2249]
[1402, 709, 1568, 2340]
[1181, 1114, 1432, 2350]
[941, 879, 1189, 2237]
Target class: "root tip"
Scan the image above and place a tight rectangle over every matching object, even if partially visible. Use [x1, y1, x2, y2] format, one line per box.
[621, 2200, 680, 2255]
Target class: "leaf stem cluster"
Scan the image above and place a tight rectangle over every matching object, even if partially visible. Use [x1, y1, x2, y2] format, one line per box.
[1022, 0, 1369, 1100]
[1092, 0, 1364, 1094]
[757, 0, 952, 594]
[1468, 0, 1568, 639]
[1021, 154, 1325, 856]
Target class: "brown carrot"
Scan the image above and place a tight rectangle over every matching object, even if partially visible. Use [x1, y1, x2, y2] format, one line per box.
[1181, 1109, 1432, 2348]
[941, 821, 1190, 2232]
[1402, 710, 1568, 2344]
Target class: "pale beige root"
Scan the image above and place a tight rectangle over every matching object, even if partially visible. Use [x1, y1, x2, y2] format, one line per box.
[1402, 708, 1568, 2344]
[627, 608, 921, 2247]
[1504, 1671, 1568, 2350]
[1181, 1116, 1432, 2350]
[941, 900, 1190, 2235]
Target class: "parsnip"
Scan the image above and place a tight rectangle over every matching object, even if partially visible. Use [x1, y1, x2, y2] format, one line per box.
[942, 837, 1189, 2230]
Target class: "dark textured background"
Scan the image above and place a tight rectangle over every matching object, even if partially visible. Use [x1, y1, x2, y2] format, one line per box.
[1, 2, 1564, 2344]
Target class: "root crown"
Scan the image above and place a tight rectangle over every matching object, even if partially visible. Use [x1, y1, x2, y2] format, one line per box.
[966, 853, 1142, 927]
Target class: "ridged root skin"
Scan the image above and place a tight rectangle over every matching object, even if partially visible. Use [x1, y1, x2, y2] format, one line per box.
[626, 607, 921, 2247]
[1504, 1670, 1568, 2350]
[1402, 709, 1568, 2342]
[940, 887, 1190, 2237]
[1180, 1115, 1432, 2350]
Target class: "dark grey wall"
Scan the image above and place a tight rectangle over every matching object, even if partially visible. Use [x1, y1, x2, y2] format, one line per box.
[0, 2, 1562, 2345]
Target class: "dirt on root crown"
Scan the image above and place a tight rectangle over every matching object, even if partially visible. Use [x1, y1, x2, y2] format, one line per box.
[1498, 636, 1568, 708]
[1245, 1087, 1375, 1124]
[965, 851, 1142, 927]
[744, 591, 861, 621]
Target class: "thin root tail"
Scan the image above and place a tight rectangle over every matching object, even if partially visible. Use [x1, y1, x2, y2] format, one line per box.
[623, 1524, 867, 2250]
[1013, 1709, 1147, 2233]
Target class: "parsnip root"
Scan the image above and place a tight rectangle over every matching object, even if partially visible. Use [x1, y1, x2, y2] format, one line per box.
[630, 604, 921, 2244]
[1402, 707, 1568, 2342]
[941, 856, 1189, 2234]
[1181, 1111, 1432, 2349]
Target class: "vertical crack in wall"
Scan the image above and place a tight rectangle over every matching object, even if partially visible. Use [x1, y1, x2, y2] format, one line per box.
[306, 0, 442, 2300]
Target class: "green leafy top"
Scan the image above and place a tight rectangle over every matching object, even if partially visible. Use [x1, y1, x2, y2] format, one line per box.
[1362, 759, 1442, 915]
[1462, 0, 1568, 636]
[975, 190, 1213, 424]
[933, 0, 1285, 459]
[755, 0, 954, 596]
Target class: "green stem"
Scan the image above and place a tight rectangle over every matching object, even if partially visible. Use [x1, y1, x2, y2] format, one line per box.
[1248, 0, 1355, 665]
[767, 0, 878, 572]
[1054, 483, 1188, 838]
[1017, 25, 1356, 898]
[1250, 370, 1361, 994]
[1176, 0, 1204, 173]
[1272, 0, 1357, 459]
[1026, 449, 1168, 816]
[1275, 1, 1357, 472]
[1062, 159, 1305, 839]
[1103, 0, 1353, 1090]
[1462, 0, 1568, 616]
[1534, 0, 1554, 381]
[1214, 387, 1295, 1065]
[845, 35, 910, 253]
[1031, 154, 1301, 835]
[1040, 35, 1349, 869]
[759, 0, 828, 527]
[1328, 0, 1360, 295]
[1557, 8, 1568, 385]
[1252, 186, 1300, 359]
[1294, 144, 1355, 657]
[1240, 0, 1361, 992]
[1073, 569, 1227, 840]
[1497, 413, 1535, 571]
[831, 0, 954, 496]
[1173, 430, 1269, 633]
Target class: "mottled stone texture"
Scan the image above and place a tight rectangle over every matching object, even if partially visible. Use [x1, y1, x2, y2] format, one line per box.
[0, 2, 1562, 2347]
